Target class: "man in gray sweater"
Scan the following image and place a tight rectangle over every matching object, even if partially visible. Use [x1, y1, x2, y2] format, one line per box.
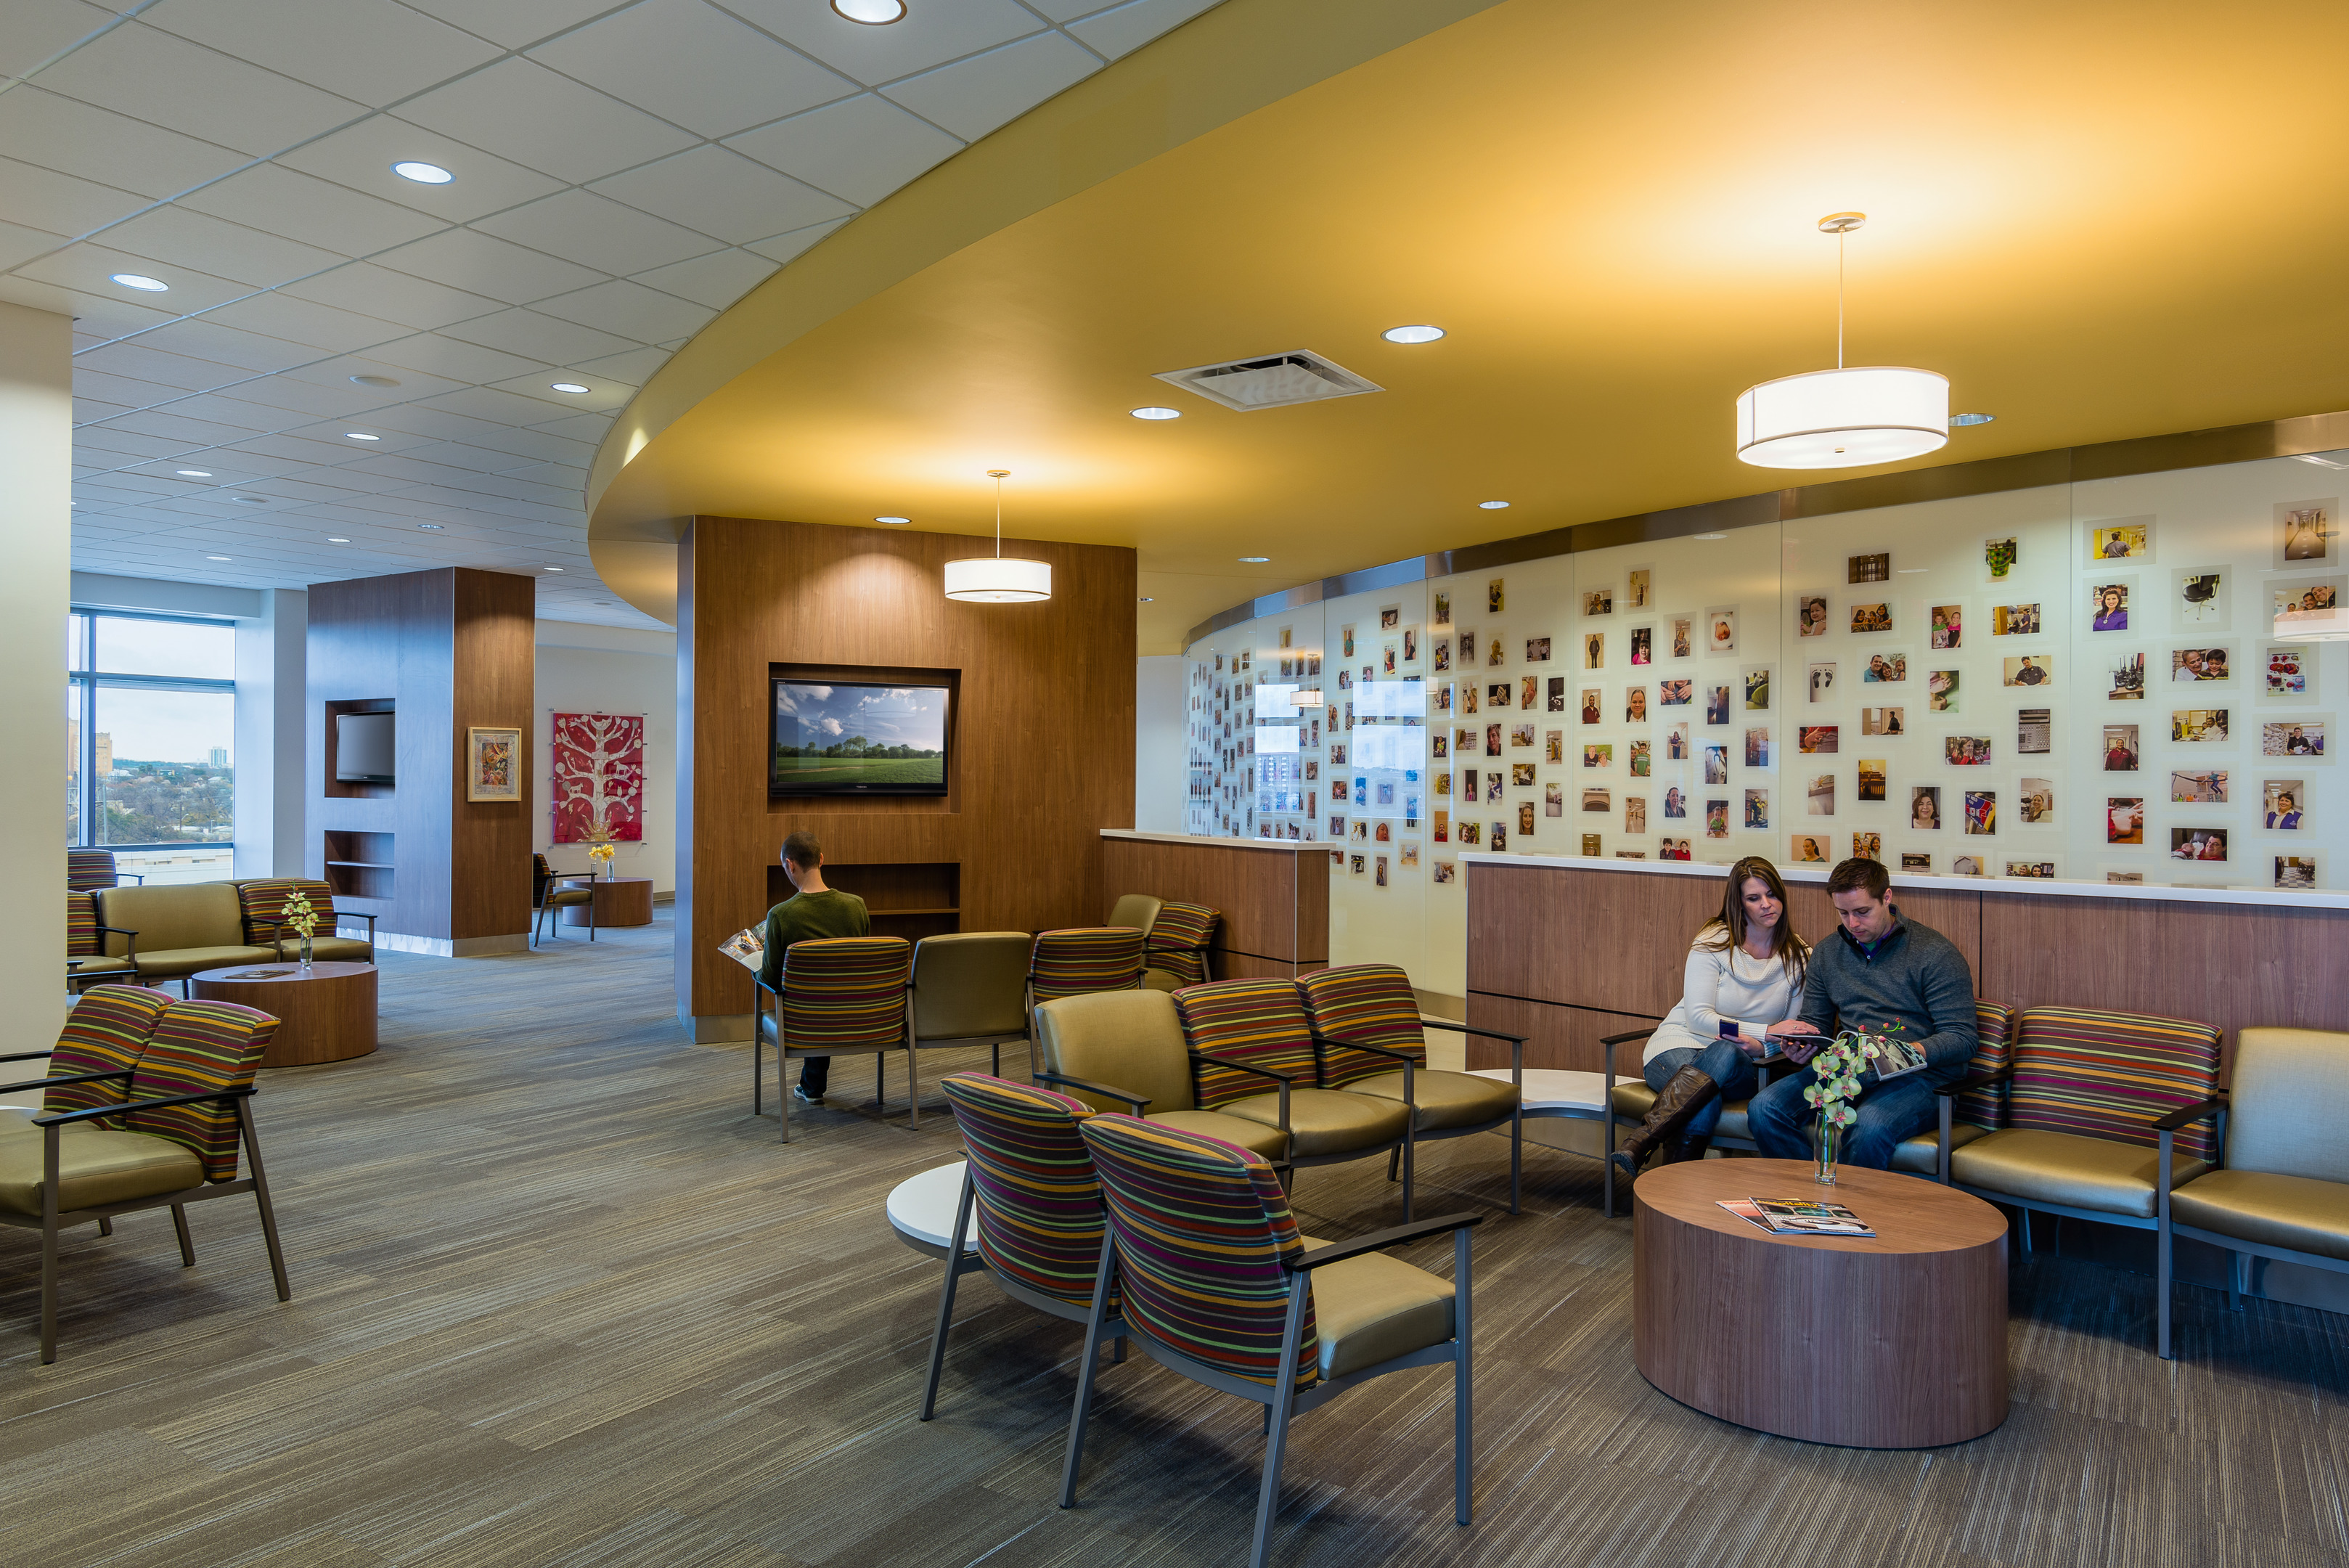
[1751, 857, 1980, 1169]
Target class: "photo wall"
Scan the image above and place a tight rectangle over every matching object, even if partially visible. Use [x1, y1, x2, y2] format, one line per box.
[1183, 451, 2345, 995]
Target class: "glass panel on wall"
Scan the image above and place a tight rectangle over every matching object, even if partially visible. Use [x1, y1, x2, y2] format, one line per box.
[91, 687, 234, 849]
[64, 684, 79, 842]
[94, 613, 234, 679]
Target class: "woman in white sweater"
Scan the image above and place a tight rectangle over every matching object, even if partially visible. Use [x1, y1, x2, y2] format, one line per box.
[1609, 856, 1810, 1185]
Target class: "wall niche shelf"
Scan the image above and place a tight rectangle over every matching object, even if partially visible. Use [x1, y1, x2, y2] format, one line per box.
[767, 861, 962, 942]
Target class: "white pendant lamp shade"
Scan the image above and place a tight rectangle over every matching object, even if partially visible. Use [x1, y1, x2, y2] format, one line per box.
[1736, 367, 1950, 469]
[943, 555, 1051, 603]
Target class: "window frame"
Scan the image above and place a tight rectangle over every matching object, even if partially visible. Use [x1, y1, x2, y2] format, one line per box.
[68, 607, 239, 853]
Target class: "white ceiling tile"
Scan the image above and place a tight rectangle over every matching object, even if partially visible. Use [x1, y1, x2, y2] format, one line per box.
[372, 227, 607, 306]
[139, 0, 504, 107]
[421, 384, 597, 426]
[1, 1, 115, 80]
[100, 407, 272, 448]
[483, 369, 633, 413]
[529, 279, 712, 344]
[393, 57, 698, 184]
[0, 217, 71, 271]
[723, 0, 1045, 85]
[72, 367, 187, 410]
[1, 277, 179, 341]
[124, 317, 322, 372]
[200, 292, 410, 354]
[361, 331, 552, 383]
[568, 342, 670, 384]
[71, 398, 135, 425]
[150, 392, 293, 432]
[205, 375, 389, 420]
[472, 189, 720, 278]
[97, 205, 349, 289]
[0, 157, 153, 240]
[275, 350, 470, 401]
[526, 409, 615, 442]
[31, 20, 367, 157]
[73, 341, 249, 393]
[589, 144, 853, 246]
[1066, 0, 1222, 61]
[277, 261, 504, 332]
[625, 246, 775, 311]
[397, 0, 617, 50]
[70, 428, 189, 460]
[221, 430, 379, 466]
[391, 440, 525, 474]
[743, 217, 848, 265]
[364, 411, 591, 464]
[16, 241, 254, 313]
[179, 164, 449, 257]
[275, 115, 569, 224]
[0, 87, 249, 201]
[723, 94, 961, 206]
[883, 30, 1099, 142]
[437, 307, 640, 364]
[528, 0, 856, 139]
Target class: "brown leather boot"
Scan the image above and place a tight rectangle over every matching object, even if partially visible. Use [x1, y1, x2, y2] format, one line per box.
[1662, 1128, 1715, 1164]
[1609, 1066, 1720, 1188]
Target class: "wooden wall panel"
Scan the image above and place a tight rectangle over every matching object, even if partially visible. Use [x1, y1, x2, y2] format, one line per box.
[1464, 992, 1663, 1074]
[449, 568, 535, 940]
[679, 518, 1135, 1026]
[1100, 836, 1328, 970]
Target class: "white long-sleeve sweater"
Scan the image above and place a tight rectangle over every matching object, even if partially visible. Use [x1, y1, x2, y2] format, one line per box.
[1643, 936, 1807, 1063]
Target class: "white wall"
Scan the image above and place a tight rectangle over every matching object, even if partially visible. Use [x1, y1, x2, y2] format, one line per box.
[2, 302, 71, 1038]
[534, 623, 678, 895]
[233, 588, 307, 877]
[1135, 654, 1185, 833]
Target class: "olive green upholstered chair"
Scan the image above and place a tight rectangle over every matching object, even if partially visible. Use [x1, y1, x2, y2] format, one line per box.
[1907, 999, 2017, 1180]
[94, 883, 277, 991]
[1032, 989, 1291, 1167]
[2168, 1028, 2349, 1320]
[1106, 894, 1161, 938]
[910, 932, 1035, 1087]
[531, 854, 595, 947]
[65, 889, 139, 992]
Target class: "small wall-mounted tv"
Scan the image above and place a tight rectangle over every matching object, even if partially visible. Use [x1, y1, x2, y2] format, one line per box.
[335, 711, 396, 784]
[771, 679, 949, 796]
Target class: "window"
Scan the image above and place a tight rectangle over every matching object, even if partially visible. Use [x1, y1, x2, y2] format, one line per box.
[67, 611, 237, 884]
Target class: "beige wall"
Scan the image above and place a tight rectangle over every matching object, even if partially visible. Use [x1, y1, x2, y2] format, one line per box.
[534, 624, 678, 897]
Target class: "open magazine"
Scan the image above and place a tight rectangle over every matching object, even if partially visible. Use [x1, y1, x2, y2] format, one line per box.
[1717, 1198, 1876, 1238]
[1773, 1026, 1930, 1082]
[717, 927, 765, 973]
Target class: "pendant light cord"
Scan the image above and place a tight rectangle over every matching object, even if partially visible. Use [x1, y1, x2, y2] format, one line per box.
[988, 469, 1009, 558]
[1837, 226, 1846, 371]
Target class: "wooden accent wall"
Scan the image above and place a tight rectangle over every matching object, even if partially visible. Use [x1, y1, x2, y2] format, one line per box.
[677, 517, 1136, 1031]
[1100, 834, 1329, 979]
[308, 568, 536, 950]
[1464, 861, 2349, 1079]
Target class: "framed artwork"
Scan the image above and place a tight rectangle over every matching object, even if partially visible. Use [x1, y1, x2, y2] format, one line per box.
[551, 711, 646, 841]
[467, 726, 523, 801]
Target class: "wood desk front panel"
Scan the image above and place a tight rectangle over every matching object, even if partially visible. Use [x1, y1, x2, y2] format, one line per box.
[1102, 837, 1328, 976]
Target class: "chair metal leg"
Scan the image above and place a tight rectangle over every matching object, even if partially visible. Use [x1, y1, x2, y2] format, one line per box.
[1386, 1147, 1400, 1183]
[920, 1173, 977, 1421]
[171, 1203, 195, 1267]
[1059, 1233, 1119, 1509]
[753, 1016, 765, 1119]
[1402, 1128, 1416, 1223]
[1251, 1278, 1310, 1568]
[1455, 1222, 1474, 1526]
[241, 1100, 291, 1302]
[1508, 1106, 1521, 1215]
[2157, 1180, 2174, 1360]
[907, 1045, 920, 1130]
[779, 1049, 792, 1146]
[1603, 1114, 1618, 1220]
[2229, 1251, 2244, 1311]
[97, 1216, 113, 1237]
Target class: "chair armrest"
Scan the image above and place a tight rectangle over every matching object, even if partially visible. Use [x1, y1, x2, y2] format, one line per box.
[0, 1069, 134, 1095]
[36, 1084, 253, 1127]
[1418, 1018, 1529, 1045]
[0, 1050, 57, 1063]
[1936, 1062, 2016, 1099]
[95, 923, 141, 963]
[1189, 1051, 1296, 1086]
[1033, 1071, 1152, 1114]
[1307, 1033, 1417, 1066]
[1292, 1212, 1484, 1270]
[1599, 1028, 1656, 1048]
[2153, 1095, 2228, 1132]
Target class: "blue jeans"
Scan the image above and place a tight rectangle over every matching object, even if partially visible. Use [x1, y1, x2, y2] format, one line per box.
[1643, 1040, 1761, 1141]
[1748, 1061, 1940, 1169]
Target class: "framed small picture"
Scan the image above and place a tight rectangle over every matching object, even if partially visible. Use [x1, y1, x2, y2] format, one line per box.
[1985, 536, 2018, 580]
[1704, 799, 1730, 838]
[1511, 761, 1537, 786]
[1433, 860, 1457, 883]
[1670, 618, 1694, 658]
[1856, 759, 1885, 802]
[1991, 603, 2040, 637]
[1901, 852, 1933, 872]
[1380, 605, 1400, 630]
[1548, 676, 1568, 711]
[2170, 828, 2228, 862]
[1743, 788, 1769, 830]
[2264, 779, 2307, 829]
[1928, 669, 1960, 712]
[1790, 833, 1830, 863]
[1526, 675, 1543, 711]
[1929, 604, 1962, 649]
[2107, 796, 2144, 844]
[1545, 783, 1564, 816]
[1583, 743, 1614, 769]
[1661, 677, 1694, 706]
[2090, 582, 2130, 632]
[2170, 768, 2228, 803]
[2266, 646, 2310, 697]
[2103, 724, 2141, 772]
[1487, 579, 1506, 614]
[2276, 854, 2319, 890]
[1433, 592, 1452, 627]
[2087, 515, 2153, 563]
[1799, 724, 1839, 754]
[1704, 607, 1739, 656]
[2261, 718, 2330, 759]
[2175, 568, 2228, 629]
[1489, 637, 1507, 669]
[1805, 774, 1834, 815]
[1849, 552, 1890, 584]
[1627, 568, 1652, 608]
[1809, 661, 1837, 702]
[1434, 642, 1452, 673]
[1744, 667, 1771, 710]
[1910, 785, 1942, 830]
[1851, 832, 1882, 862]
[1744, 728, 1773, 768]
[1963, 789, 1997, 834]
[1860, 650, 1908, 684]
[1584, 632, 1604, 669]
[2018, 778, 2056, 823]
[2171, 646, 2231, 682]
[1402, 626, 1419, 664]
[1546, 729, 1564, 763]
[1624, 685, 1648, 722]
[1582, 588, 1614, 617]
[466, 726, 523, 801]
[1526, 637, 1552, 663]
[2003, 655, 2055, 687]
[1797, 595, 1830, 637]
[2172, 708, 2230, 744]
[1860, 706, 1905, 736]
[2005, 859, 2056, 879]
[2107, 652, 2145, 701]
[1848, 601, 1892, 634]
[1629, 626, 1652, 665]
[2277, 500, 2334, 568]
[1946, 735, 1993, 766]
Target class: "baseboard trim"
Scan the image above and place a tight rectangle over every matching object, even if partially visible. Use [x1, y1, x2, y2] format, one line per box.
[375, 931, 531, 957]
[683, 1011, 754, 1045]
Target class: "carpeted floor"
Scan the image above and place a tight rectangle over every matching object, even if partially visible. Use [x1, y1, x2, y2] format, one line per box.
[4, 912, 2348, 1567]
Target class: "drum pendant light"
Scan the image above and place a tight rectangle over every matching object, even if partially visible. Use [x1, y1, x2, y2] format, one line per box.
[1736, 214, 1948, 470]
[943, 470, 1052, 603]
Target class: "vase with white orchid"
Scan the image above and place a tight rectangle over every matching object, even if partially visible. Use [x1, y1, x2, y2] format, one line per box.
[283, 886, 319, 971]
[1800, 1024, 1909, 1185]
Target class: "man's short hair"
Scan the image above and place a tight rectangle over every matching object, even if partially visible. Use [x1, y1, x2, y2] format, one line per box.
[1826, 857, 1890, 901]
[782, 830, 822, 870]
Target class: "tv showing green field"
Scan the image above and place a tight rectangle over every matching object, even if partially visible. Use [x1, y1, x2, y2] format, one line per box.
[771, 680, 949, 796]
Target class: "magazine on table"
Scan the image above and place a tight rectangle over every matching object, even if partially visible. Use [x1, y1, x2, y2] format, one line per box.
[1716, 1198, 1876, 1238]
[717, 926, 765, 972]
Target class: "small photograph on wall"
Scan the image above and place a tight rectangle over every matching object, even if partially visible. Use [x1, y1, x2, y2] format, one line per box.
[2088, 516, 2153, 563]
[1661, 677, 1694, 706]
[1403, 627, 1419, 664]
[1985, 536, 2018, 580]
[1964, 790, 1997, 834]
[1486, 773, 1504, 803]
[2173, 647, 2231, 682]
[1546, 729, 1564, 763]
[1584, 633, 1604, 669]
[1511, 723, 1537, 748]
[2274, 577, 2345, 620]
[1630, 626, 1652, 665]
[2107, 797, 2144, 843]
[1630, 739, 1651, 775]
[1341, 625, 1355, 658]
[1706, 799, 1731, 838]
[1662, 836, 1693, 860]
[1852, 832, 1882, 862]
[2107, 652, 2146, 701]
[1381, 606, 1400, 630]
[2004, 655, 2054, 687]
[1663, 785, 1687, 818]
[1672, 618, 1694, 658]
[1487, 822, 1509, 853]
[1705, 685, 1731, 724]
[2107, 869, 2145, 883]
[1704, 745, 1729, 783]
[1798, 595, 1830, 637]
[1806, 774, 1834, 815]
[1433, 592, 1452, 627]
[2173, 708, 2230, 743]
[1809, 661, 1836, 702]
[466, 726, 522, 801]
[1433, 686, 1453, 717]
[1790, 833, 1830, 864]
[2278, 500, 2335, 566]
[1946, 735, 1993, 766]
[1383, 642, 1398, 676]
[1705, 607, 1739, 656]
[1526, 675, 1543, 710]
[2262, 719, 2329, 758]
[1667, 723, 1689, 759]
[1951, 855, 1988, 878]
[1487, 579, 1506, 613]
[1744, 668, 1771, 710]
[1582, 833, 1603, 855]
[1511, 761, 1537, 786]
[1458, 631, 1474, 663]
[1582, 788, 1611, 812]
[2104, 724, 2141, 771]
[1460, 822, 1482, 846]
[2091, 583, 2131, 632]
[1849, 552, 1890, 584]
[1628, 568, 1652, 608]
[1330, 814, 1346, 838]
[2017, 708, 2051, 754]
[2267, 647, 2310, 696]
[2265, 780, 2306, 828]
[1625, 686, 1649, 722]
[1799, 724, 1839, 754]
[1375, 855, 1389, 888]
[1489, 637, 1507, 668]
[1548, 676, 1568, 711]
[1400, 841, 1419, 869]
[1902, 852, 1933, 872]
[1857, 759, 1887, 801]
[1930, 604, 1962, 649]
[1581, 688, 1602, 724]
[1849, 602, 1892, 634]
[1486, 723, 1504, 756]
[1929, 669, 1960, 712]
[1487, 681, 1511, 709]
[2176, 570, 2227, 629]
[2019, 778, 2056, 822]
[2277, 854, 2318, 890]
[1459, 685, 1476, 714]
[1434, 860, 1457, 883]
[1861, 707, 1905, 736]
[1350, 853, 1366, 876]
[1545, 783, 1564, 816]
[1433, 809, 1447, 841]
[1992, 603, 2040, 637]
[1744, 788, 1770, 829]
[1582, 588, 1614, 617]
[2170, 768, 2228, 803]
[2171, 828, 2229, 862]
[1911, 785, 1942, 830]
[1526, 637, 1551, 663]
[1583, 744, 1614, 769]
[2007, 860, 2056, 879]
[1745, 728, 1773, 767]
[1519, 802, 1537, 836]
[1862, 652, 1908, 684]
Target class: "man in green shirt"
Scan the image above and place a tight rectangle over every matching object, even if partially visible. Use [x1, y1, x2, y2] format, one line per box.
[758, 830, 871, 1103]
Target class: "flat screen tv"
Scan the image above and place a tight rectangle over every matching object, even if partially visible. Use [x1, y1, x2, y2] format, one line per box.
[770, 679, 949, 796]
[335, 711, 396, 783]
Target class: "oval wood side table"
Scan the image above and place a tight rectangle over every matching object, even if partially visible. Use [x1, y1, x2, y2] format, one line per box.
[558, 875, 654, 928]
[1632, 1158, 2009, 1448]
[189, 961, 379, 1068]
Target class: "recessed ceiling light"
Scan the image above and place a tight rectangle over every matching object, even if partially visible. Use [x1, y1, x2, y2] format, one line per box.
[550, 382, 591, 394]
[1238, 556, 1270, 563]
[392, 160, 454, 184]
[327, 536, 351, 542]
[176, 469, 212, 477]
[1130, 407, 1181, 420]
[205, 555, 232, 561]
[417, 523, 445, 530]
[1478, 500, 1509, 510]
[110, 272, 168, 292]
[544, 566, 564, 572]
[231, 495, 266, 505]
[830, 0, 906, 22]
[875, 515, 910, 525]
[1948, 412, 1995, 428]
[350, 374, 400, 388]
[344, 431, 380, 441]
[1693, 531, 1728, 541]
[1382, 324, 1446, 344]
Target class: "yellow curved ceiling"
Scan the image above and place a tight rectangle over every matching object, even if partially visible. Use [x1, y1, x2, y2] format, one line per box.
[592, 0, 2349, 649]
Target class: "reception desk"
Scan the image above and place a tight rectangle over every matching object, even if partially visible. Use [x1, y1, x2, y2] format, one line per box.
[1099, 830, 1329, 979]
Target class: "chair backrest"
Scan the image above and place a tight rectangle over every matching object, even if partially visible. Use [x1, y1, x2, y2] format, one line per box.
[44, 985, 174, 1120]
[94, 883, 245, 959]
[2224, 1029, 2349, 1183]
[939, 1072, 1111, 1311]
[235, 878, 335, 946]
[66, 889, 102, 957]
[67, 849, 118, 892]
[1296, 964, 1426, 1087]
[1953, 1000, 2016, 1132]
[1107, 894, 1162, 936]
[128, 998, 278, 1181]
[1172, 979, 1323, 1111]
[778, 936, 913, 1053]
[1078, 1113, 1316, 1389]
[532, 854, 554, 903]
[2006, 1006, 2224, 1162]
[911, 932, 1031, 1042]
[1037, 989, 1198, 1115]
[1029, 927, 1145, 1003]
[1144, 902, 1220, 986]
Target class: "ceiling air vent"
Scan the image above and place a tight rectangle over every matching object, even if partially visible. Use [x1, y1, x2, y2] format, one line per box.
[1153, 350, 1384, 412]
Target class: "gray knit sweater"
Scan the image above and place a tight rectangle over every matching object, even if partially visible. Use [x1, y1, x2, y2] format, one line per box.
[1794, 910, 1980, 1087]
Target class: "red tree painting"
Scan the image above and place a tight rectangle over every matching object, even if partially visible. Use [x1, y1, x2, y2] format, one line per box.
[551, 712, 645, 843]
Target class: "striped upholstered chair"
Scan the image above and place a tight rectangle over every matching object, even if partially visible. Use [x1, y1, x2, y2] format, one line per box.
[1026, 927, 1145, 1041]
[66, 848, 141, 891]
[1033, 989, 1291, 1164]
[1950, 1005, 2224, 1357]
[755, 936, 915, 1142]
[1901, 999, 2018, 1180]
[920, 1073, 1126, 1420]
[1141, 901, 1219, 990]
[65, 888, 140, 992]
[1173, 979, 1413, 1215]
[1062, 1114, 1480, 1567]
[234, 877, 377, 963]
[0, 992, 290, 1363]
[1296, 964, 1526, 1214]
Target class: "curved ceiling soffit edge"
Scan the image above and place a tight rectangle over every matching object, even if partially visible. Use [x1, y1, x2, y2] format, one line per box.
[583, 0, 1513, 624]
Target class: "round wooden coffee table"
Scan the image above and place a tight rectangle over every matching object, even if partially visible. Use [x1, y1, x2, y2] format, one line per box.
[1633, 1159, 2008, 1447]
[189, 962, 378, 1068]
[558, 875, 654, 928]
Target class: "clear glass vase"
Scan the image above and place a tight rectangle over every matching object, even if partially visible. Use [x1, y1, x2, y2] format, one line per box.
[298, 933, 314, 971]
[1815, 1122, 1843, 1185]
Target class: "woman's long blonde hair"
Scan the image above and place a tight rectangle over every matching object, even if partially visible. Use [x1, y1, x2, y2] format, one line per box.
[1694, 855, 1810, 981]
